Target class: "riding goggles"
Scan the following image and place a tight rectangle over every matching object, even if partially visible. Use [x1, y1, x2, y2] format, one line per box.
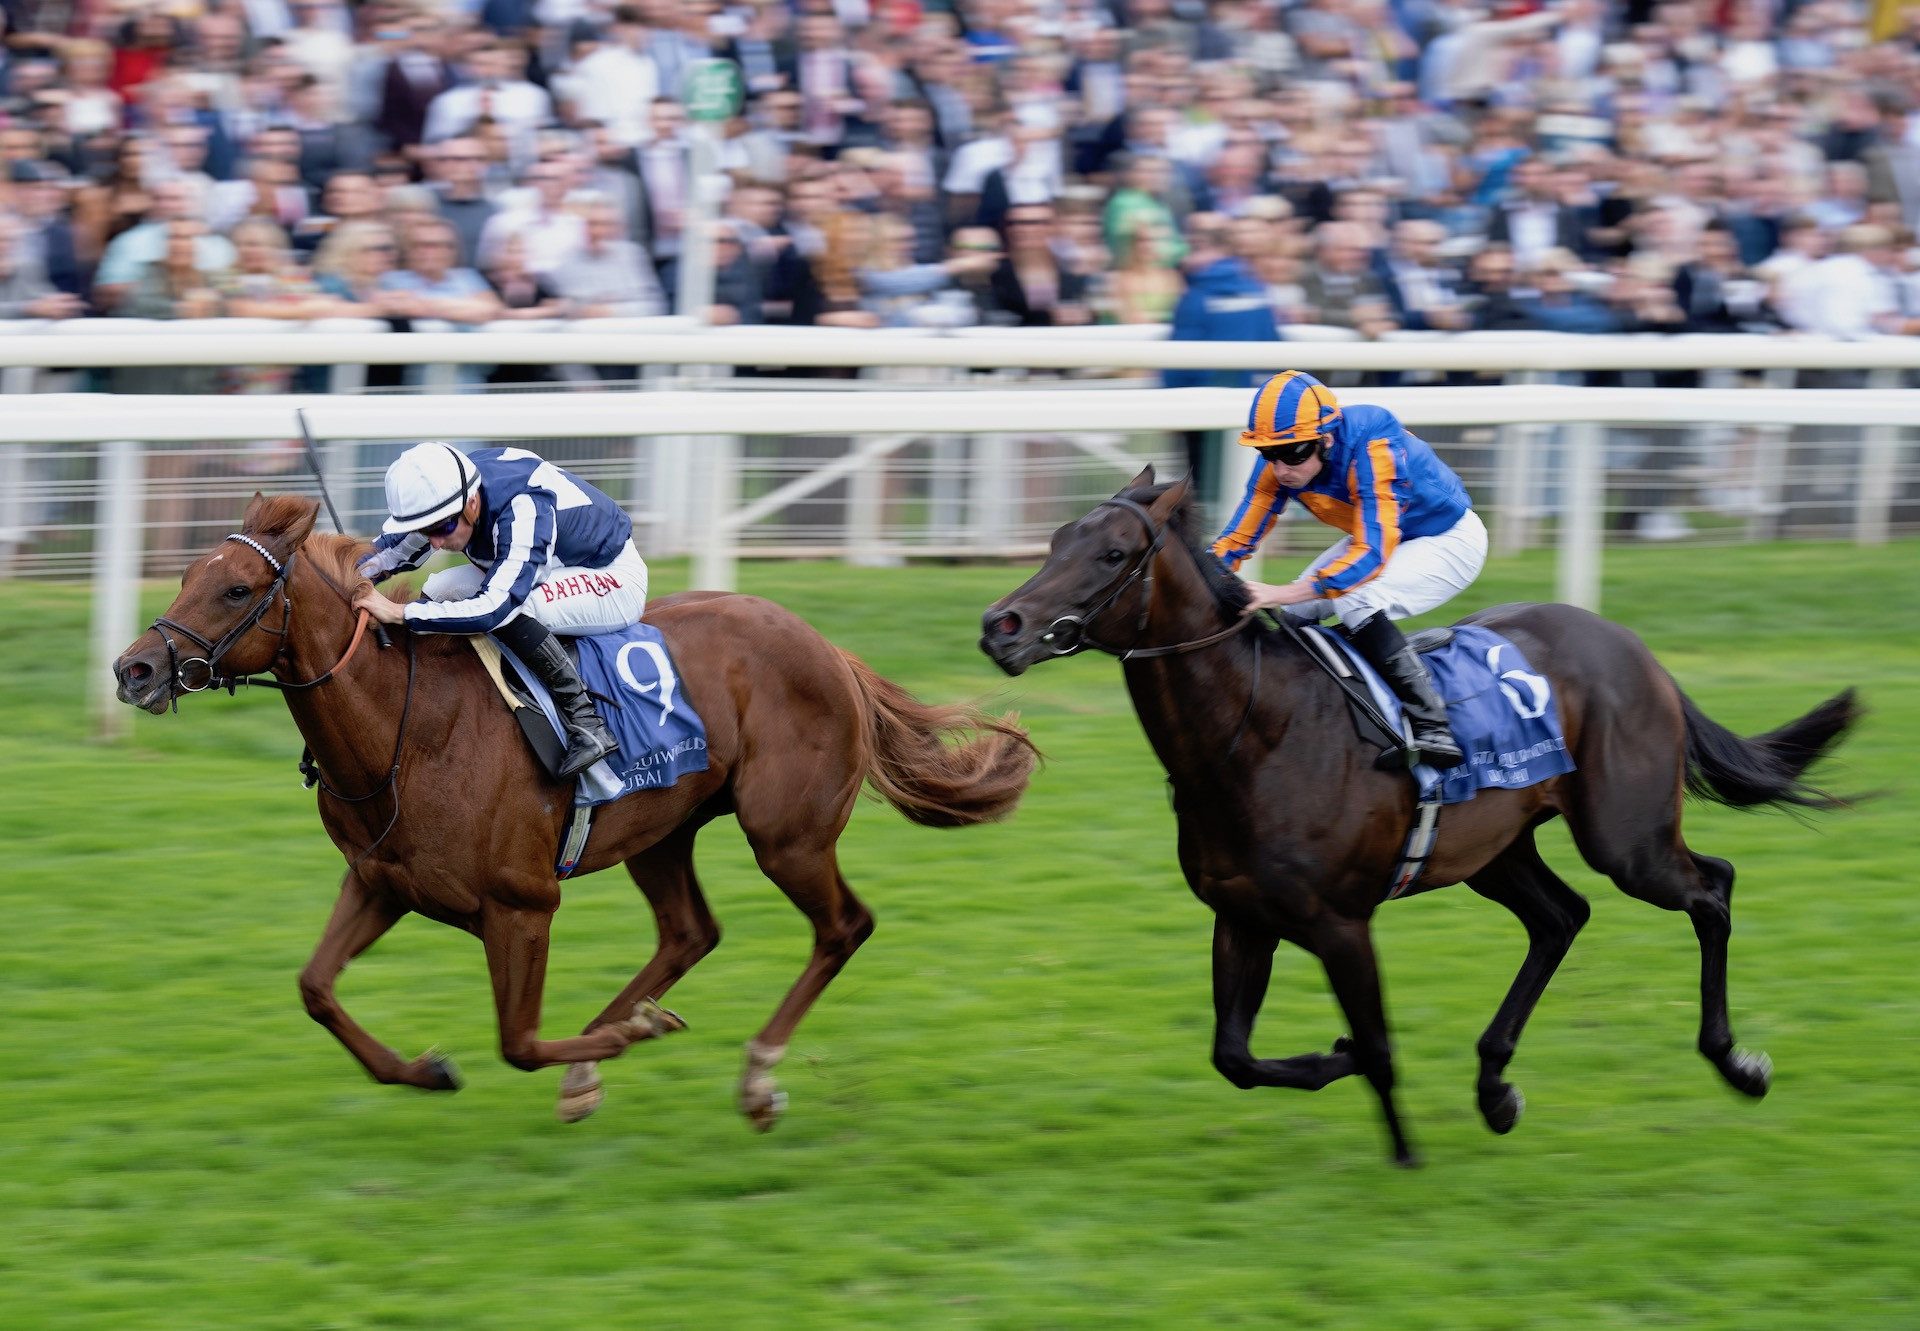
[417, 511, 463, 538]
[1243, 431, 1325, 466]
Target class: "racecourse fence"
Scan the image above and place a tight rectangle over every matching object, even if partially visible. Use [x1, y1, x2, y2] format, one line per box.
[1, 322, 1916, 737]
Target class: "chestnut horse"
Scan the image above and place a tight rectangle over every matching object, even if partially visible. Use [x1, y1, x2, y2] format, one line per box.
[114, 494, 1035, 1127]
[981, 469, 1857, 1165]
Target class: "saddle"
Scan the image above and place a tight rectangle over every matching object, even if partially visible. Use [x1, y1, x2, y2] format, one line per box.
[1292, 623, 1455, 768]
[470, 634, 571, 781]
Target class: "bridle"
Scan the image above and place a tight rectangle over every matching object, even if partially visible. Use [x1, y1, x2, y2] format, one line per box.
[146, 531, 416, 869]
[1037, 496, 1254, 662]
[1034, 495, 1265, 757]
[147, 533, 378, 704]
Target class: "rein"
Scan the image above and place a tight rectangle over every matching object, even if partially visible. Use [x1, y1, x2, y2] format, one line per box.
[1038, 497, 1256, 661]
[1037, 495, 1263, 758]
[147, 533, 377, 703]
[149, 531, 413, 868]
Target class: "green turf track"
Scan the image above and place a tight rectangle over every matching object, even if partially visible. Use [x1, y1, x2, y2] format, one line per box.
[2, 540, 1915, 1330]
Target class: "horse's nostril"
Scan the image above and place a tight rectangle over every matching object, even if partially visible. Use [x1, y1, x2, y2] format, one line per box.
[990, 612, 1021, 638]
[123, 660, 151, 685]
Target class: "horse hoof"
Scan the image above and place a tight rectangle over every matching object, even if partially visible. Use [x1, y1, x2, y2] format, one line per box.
[557, 1062, 603, 1123]
[625, 999, 688, 1042]
[1720, 1048, 1772, 1099]
[417, 1050, 464, 1092]
[742, 1087, 787, 1133]
[1480, 1083, 1525, 1135]
[1392, 1149, 1424, 1170]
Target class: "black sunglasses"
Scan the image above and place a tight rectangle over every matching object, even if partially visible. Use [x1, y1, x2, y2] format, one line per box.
[418, 512, 462, 538]
[1256, 437, 1321, 466]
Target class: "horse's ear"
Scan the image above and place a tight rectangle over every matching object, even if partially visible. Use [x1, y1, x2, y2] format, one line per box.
[277, 498, 321, 551]
[1148, 474, 1191, 521]
[244, 495, 320, 551]
[1121, 463, 1155, 495]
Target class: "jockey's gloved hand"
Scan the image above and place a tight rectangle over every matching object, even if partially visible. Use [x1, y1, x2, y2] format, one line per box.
[355, 558, 385, 585]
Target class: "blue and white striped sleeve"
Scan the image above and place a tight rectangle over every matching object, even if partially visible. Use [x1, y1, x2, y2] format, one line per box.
[357, 531, 432, 581]
[402, 493, 557, 634]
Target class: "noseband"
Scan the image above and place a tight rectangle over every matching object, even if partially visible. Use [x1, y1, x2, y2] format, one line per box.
[1039, 497, 1253, 661]
[149, 534, 296, 707]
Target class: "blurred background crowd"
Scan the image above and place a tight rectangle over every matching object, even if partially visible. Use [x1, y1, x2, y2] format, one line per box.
[5, 0, 1920, 350]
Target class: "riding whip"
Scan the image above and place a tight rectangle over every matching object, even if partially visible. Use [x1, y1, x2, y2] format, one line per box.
[296, 408, 391, 648]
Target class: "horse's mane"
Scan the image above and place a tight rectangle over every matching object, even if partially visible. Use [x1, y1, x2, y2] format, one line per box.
[1124, 480, 1255, 622]
[241, 494, 374, 590]
[303, 531, 377, 589]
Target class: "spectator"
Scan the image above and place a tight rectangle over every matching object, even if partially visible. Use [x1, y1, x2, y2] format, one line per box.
[93, 180, 239, 314]
[709, 222, 765, 326]
[8, 160, 87, 300]
[1488, 155, 1586, 270]
[478, 158, 588, 279]
[856, 218, 999, 327]
[429, 137, 498, 268]
[1460, 244, 1533, 332]
[1109, 218, 1182, 325]
[292, 170, 382, 255]
[311, 220, 409, 323]
[374, 11, 456, 154]
[1164, 211, 1279, 496]
[0, 213, 82, 319]
[380, 217, 502, 327]
[634, 98, 693, 288]
[989, 203, 1090, 327]
[1298, 221, 1395, 333]
[111, 217, 227, 391]
[423, 40, 554, 163]
[58, 40, 122, 140]
[550, 198, 667, 318]
[1518, 249, 1618, 335]
[1802, 224, 1908, 339]
[484, 233, 565, 321]
[1377, 218, 1470, 331]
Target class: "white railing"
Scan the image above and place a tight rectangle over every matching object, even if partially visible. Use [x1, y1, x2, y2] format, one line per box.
[8, 318, 1920, 372]
[5, 381, 1914, 739]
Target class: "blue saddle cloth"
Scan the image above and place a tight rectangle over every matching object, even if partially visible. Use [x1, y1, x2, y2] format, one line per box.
[1320, 623, 1576, 805]
[498, 622, 710, 809]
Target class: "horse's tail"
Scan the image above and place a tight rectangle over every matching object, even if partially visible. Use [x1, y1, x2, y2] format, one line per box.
[841, 651, 1038, 828]
[1679, 686, 1860, 811]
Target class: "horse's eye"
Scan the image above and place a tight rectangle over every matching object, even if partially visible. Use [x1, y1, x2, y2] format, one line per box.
[1103, 549, 1126, 565]
[224, 584, 250, 601]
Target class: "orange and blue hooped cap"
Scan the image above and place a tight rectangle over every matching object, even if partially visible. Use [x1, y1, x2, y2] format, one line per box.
[1237, 370, 1342, 460]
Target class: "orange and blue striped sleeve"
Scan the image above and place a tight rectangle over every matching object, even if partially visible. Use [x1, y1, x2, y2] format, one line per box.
[1210, 460, 1287, 571]
[1311, 436, 1402, 596]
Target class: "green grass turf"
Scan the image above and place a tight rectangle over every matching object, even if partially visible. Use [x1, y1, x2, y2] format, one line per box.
[1, 539, 1916, 1330]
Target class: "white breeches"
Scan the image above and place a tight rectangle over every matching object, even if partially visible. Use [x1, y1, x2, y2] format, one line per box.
[421, 540, 650, 636]
[1284, 510, 1487, 629]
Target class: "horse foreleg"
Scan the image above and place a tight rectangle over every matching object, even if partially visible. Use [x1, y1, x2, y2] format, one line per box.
[479, 902, 667, 1073]
[1466, 834, 1591, 1135]
[299, 872, 460, 1091]
[1312, 917, 1419, 1167]
[1209, 916, 1356, 1092]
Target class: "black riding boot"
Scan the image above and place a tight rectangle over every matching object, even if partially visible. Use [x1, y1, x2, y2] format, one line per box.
[496, 616, 618, 778]
[1345, 611, 1464, 768]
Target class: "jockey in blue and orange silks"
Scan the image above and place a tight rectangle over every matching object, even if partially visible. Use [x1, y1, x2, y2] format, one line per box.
[1212, 370, 1488, 766]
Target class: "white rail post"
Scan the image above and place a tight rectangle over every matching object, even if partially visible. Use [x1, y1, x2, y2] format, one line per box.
[91, 440, 146, 741]
[974, 430, 1012, 553]
[1558, 421, 1603, 612]
[0, 366, 34, 576]
[847, 438, 898, 567]
[693, 431, 739, 591]
[1493, 371, 1543, 555]
[1855, 368, 1900, 546]
[1747, 368, 1794, 541]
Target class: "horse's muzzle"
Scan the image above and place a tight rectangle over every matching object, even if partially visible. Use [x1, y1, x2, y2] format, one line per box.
[979, 606, 1034, 677]
[112, 644, 176, 714]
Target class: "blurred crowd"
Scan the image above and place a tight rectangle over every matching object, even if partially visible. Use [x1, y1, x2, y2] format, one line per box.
[6, 0, 1920, 352]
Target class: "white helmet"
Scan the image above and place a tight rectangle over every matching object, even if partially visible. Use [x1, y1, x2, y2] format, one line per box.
[381, 443, 478, 535]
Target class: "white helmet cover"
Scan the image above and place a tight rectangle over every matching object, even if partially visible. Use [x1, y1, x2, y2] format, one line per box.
[381, 443, 478, 534]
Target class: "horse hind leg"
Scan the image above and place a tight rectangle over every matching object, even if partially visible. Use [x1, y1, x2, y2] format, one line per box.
[557, 828, 719, 1124]
[1465, 831, 1591, 1135]
[1687, 851, 1771, 1097]
[1569, 795, 1772, 1101]
[737, 840, 874, 1133]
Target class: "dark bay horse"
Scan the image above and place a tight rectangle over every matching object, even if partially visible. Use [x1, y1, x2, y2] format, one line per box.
[980, 468, 1857, 1165]
[114, 494, 1035, 1126]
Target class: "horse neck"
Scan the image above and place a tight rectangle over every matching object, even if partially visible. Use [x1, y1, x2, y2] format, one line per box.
[278, 555, 414, 791]
[1118, 537, 1329, 788]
